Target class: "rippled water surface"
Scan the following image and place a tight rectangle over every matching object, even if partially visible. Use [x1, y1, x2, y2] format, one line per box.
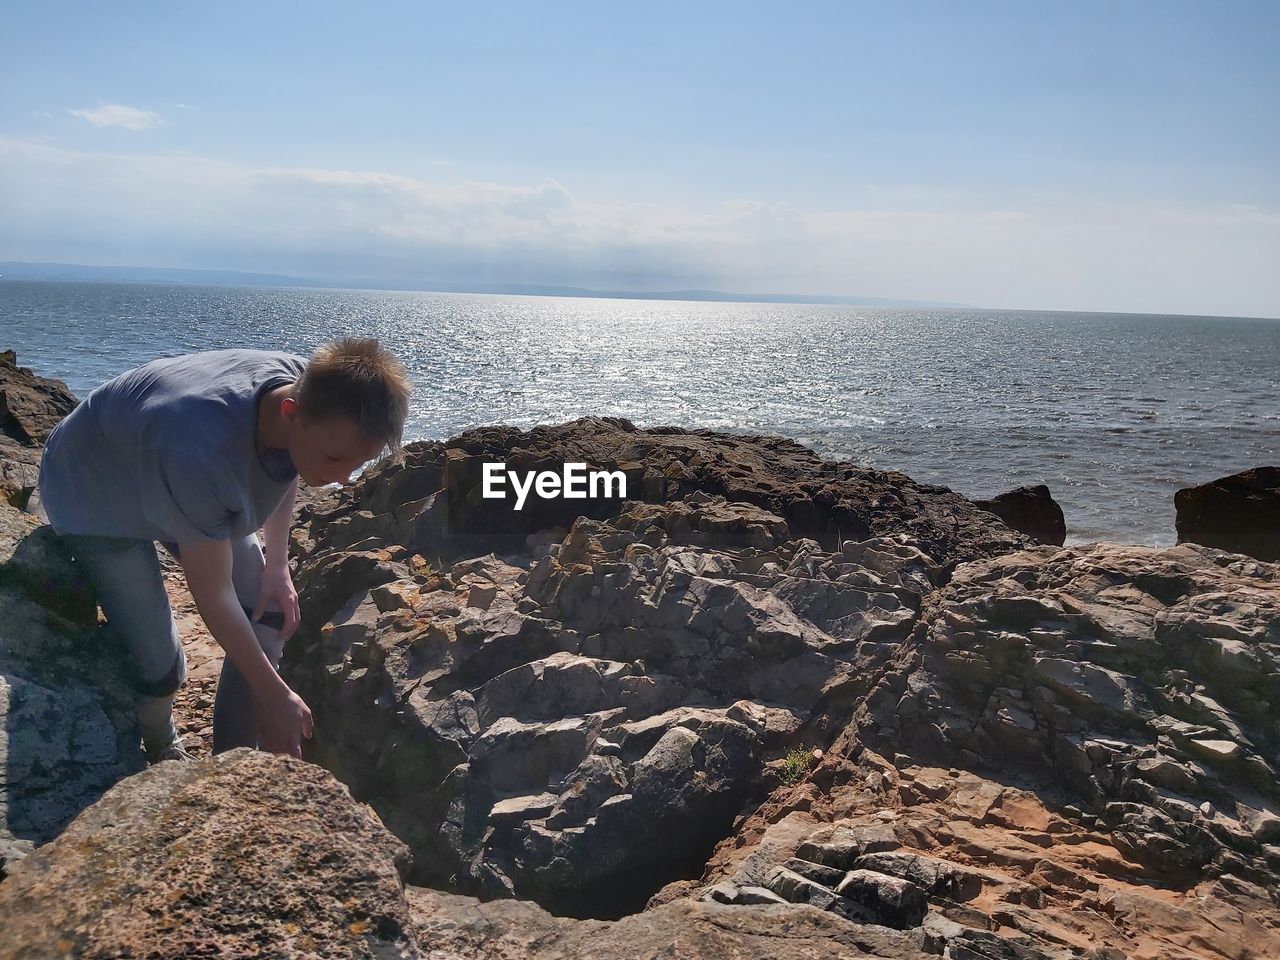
[4, 280, 1278, 546]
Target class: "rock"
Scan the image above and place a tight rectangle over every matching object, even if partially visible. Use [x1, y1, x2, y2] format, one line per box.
[281, 427, 1274, 948]
[309, 418, 1028, 567]
[1175, 466, 1280, 562]
[846, 542, 1280, 816]
[734, 885, 789, 906]
[763, 866, 870, 923]
[0, 750, 419, 959]
[835, 869, 928, 929]
[0, 502, 97, 626]
[1240, 806, 1280, 843]
[0, 349, 77, 448]
[1186, 738, 1242, 762]
[277, 418, 1021, 916]
[853, 852, 985, 902]
[0, 511, 144, 877]
[974, 483, 1067, 546]
[0, 438, 41, 511]
[706, 880, 740, 903]
[0, 352, 76, 512]
[796, 823, 901, 869]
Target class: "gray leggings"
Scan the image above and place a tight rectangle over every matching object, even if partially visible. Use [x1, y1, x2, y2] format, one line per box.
[60, 532, 285, 754]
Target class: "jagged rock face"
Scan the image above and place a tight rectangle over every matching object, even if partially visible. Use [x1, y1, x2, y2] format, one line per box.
[283, 418, 1033, 919]
[0, 499, 144, 878]
[690, 776, 1280, 960]
[0, 751, 419, 960]
[1176, 466, 1280, 562]
[974, 483, 1067, 546]
[856, 541, 1280, 864]
[679, 541, 1280, 959]
[285, 488, 943, 918]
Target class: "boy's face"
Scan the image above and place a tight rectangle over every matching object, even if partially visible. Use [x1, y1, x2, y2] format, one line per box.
[287, 408, 387, 487]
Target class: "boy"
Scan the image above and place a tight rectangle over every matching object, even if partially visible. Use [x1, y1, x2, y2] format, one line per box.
[38, 338, 411, 762]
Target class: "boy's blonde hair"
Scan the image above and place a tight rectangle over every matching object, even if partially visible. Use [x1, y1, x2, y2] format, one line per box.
[294, 337, 412, 463]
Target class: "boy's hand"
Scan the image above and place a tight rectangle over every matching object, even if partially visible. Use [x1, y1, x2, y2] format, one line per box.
[258, 685, 314, 758]
[253, 562, 301, 641]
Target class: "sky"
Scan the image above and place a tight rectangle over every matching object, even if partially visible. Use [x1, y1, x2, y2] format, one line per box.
[1, 1, 1278, 316]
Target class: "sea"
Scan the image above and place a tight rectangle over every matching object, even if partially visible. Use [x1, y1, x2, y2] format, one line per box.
[3, 280, 1277, 548]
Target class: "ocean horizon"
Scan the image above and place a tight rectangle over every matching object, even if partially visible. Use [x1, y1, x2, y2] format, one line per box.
[4, 278, 1277, 549]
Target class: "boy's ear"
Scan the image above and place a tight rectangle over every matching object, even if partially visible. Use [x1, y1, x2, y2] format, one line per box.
[281, 396, 301, 420]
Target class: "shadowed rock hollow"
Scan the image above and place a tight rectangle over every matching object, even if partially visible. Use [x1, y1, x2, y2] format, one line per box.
[281, 418, 1027, 918]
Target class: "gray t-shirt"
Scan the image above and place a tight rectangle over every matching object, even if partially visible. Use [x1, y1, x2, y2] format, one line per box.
[39, 349, 309, 543]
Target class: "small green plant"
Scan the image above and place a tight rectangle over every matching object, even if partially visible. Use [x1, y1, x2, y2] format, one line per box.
[779, 747, 818, 785]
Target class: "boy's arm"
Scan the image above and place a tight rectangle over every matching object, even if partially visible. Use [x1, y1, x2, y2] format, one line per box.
[254, 476, 301, 639]
[261, 476, 299, 570]
[179, 537, 313, 756]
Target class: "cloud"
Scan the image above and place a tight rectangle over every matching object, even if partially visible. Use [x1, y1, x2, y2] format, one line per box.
[0, 137, 1276, 316]
[32, 111, 53, 119]
[68, 104, 162, 131]
[174, 103, 197, 111]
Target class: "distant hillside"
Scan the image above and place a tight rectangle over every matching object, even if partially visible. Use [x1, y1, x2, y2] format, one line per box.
[0, 261, 972, 309]
[0, 261, 327, 288]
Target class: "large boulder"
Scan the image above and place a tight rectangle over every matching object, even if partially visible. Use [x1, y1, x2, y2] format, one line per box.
[0, 750, 419, 959]
[1175, 467, 1280, 562]
[974, 483, 1066, 546]
[296, 418, 1031, 569]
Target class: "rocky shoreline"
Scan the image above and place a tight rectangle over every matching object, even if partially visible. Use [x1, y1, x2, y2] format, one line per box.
[1, 350, 1277, 958]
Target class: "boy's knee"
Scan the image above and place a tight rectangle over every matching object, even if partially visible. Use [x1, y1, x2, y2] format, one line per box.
[134, 648, 187, 698]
